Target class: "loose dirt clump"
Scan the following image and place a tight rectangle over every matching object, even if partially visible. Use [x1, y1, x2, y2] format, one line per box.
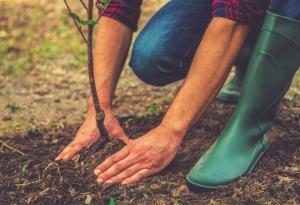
[0, 102, 299, 204]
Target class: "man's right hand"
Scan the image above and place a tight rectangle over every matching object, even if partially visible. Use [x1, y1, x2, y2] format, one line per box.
[55, 112, 128, 161]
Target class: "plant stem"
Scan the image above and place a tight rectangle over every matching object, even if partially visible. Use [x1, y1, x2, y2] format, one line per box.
[87, 0, 109, 143]
[64, 0, 87, 43]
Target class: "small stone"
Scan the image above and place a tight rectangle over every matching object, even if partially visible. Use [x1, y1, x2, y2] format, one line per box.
[150, 183, 160, 190]
[171, 185, 189, 198]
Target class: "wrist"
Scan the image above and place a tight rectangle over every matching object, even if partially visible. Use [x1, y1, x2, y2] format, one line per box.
[157, 122, 186, 145]
[87, 102, 113, 118]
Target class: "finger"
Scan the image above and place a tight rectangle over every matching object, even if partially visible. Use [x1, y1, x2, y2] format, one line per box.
[109, 128, 129, 144]
[56, 142, 83, 161]
[95, 155, 138, 183]
[94, 146, 129, 174]
[116, 129, 130, 144]
[61, 143, 83, 161]
[121, 169, 152, 185]
[100, 163, 142, 184]
[55, 144, 73, 161]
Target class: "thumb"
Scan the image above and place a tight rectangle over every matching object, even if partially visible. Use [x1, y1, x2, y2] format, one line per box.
[119, 130, 130, 144]
[109, 128, 130, 144]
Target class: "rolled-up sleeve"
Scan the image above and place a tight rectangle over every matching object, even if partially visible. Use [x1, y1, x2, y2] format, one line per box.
[97, 0, 142, 31]
[212, 0, 270, 25]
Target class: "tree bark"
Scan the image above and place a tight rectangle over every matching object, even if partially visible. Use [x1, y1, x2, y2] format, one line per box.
[87, 0, 109, 143]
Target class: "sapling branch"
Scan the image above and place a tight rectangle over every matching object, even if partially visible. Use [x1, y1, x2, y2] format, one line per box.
[63, 0, 87, 43]
[95, 0, 112, 23]
[80, 0, 88, 10]
[64, 0, 110, 143]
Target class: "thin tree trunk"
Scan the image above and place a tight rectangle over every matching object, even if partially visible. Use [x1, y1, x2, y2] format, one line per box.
[87, 0, 109, 143]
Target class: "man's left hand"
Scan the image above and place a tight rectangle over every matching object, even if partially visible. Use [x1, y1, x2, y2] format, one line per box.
[94, 125, 183, 184]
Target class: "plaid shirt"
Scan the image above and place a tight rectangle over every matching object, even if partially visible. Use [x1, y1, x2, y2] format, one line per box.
[97, 0, 269, 31]
[97, 0, 142, 31]
[213, 0, 270, 25]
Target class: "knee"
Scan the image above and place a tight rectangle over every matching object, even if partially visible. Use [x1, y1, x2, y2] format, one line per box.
[129, 33, 168, 87]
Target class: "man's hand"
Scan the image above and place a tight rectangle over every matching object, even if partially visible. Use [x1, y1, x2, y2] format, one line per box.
[56, 112, 128, 161]
[56, 17, 132, 162]
[94, 125, 183, 184]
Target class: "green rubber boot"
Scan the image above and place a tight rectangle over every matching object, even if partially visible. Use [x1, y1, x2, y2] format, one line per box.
[186, 12, 300, 190]
[216, 66, 245, 104]
[217, 28, 258, 104]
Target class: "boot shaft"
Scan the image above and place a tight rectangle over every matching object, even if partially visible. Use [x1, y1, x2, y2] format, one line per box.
[232, 12, 300, 132]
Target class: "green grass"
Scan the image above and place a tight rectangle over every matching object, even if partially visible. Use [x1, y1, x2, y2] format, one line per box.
[0, 1, 87, 76]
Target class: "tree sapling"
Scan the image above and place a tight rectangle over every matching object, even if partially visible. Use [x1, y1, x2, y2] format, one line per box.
[63, 0, 111, 143]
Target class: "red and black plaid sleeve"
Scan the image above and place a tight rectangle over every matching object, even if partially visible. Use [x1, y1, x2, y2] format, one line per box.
[97, 0, 142, 31]
[212, 0, 270, 25]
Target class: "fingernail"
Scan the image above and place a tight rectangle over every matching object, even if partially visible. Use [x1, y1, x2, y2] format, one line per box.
[97, 178, 103, 184]
[94, 169, 101, 175]
[55, 156, 61, 161]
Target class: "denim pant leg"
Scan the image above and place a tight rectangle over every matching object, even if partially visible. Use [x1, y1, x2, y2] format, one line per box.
[129, 0, 212, 86]
[269, 0, 300, 20]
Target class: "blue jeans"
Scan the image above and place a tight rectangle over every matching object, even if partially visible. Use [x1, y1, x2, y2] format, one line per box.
[129, 0, 212, 86]
[269, 0, 300, 20]
[129, 0, 300, 87]
[129, 0, 261, 86]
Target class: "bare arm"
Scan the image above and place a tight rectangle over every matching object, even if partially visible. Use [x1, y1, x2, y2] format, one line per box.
[161, 17, 250, 141]
[94, 17, 250, 184]
[88, 17, 133, 115]
[56, 17, 132, 161]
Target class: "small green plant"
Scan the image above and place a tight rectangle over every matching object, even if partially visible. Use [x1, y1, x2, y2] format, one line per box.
[63, 0, 111, 142]
[109, 197, 115, 205]
[6, 103, 21, 113]
[147, 104, 159, 115]
[3, 59, 26, 75]
[21, 164, 29, 173]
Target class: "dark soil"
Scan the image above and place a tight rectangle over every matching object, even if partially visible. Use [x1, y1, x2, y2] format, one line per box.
[1, 101, 299, 205]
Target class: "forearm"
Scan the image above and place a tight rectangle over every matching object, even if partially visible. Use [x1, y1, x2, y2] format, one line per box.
[161, 17, 250, 139]
[87, 17, 132, 116]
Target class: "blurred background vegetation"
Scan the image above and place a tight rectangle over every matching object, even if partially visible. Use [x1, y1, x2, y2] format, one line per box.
[0, 0, 299, 136]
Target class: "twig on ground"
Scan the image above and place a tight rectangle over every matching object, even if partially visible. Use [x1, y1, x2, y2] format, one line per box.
[0, 139, 25, 156]
[16, 179, 42, 187]
[74, 192, 97, 199]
